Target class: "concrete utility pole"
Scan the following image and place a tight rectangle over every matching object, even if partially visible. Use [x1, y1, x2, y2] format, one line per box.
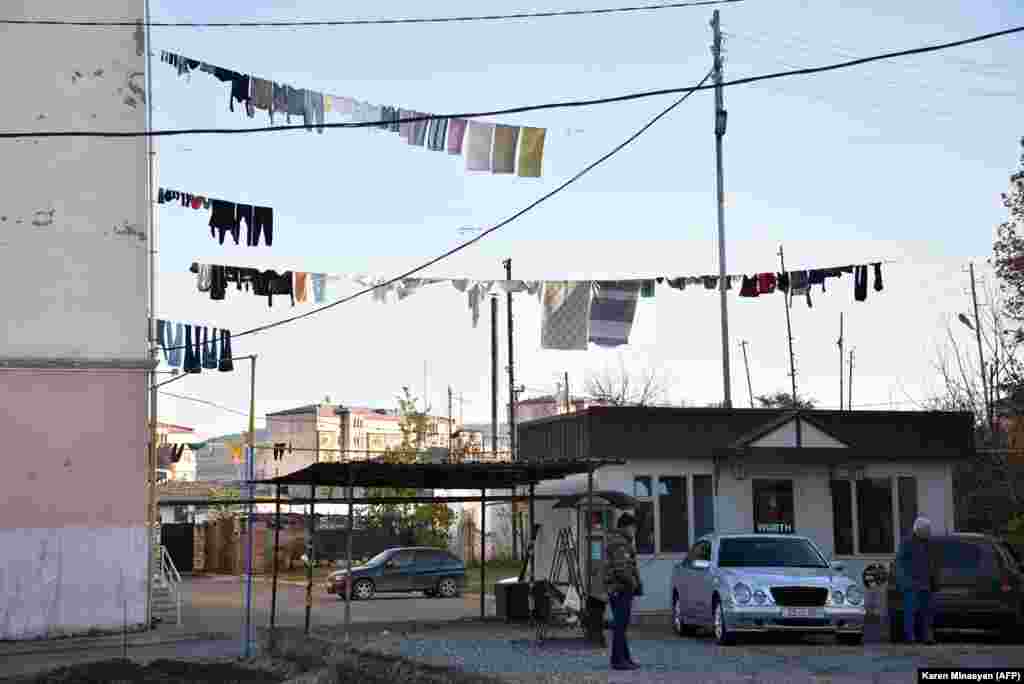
[448, 386, 454, 452]
[848, 348, 855, 410]
[838, 313, 845, 411]
[740, 340, 754, 408]
[503, 259, 518, 559]
[969, 262, 993, 439]
[144, 0, 158, 634]
[778, 246, 799, 403]
[711, 9, 732, 408]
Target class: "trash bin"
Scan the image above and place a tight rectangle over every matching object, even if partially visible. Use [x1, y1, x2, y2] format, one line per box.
[495, 579, 531, 622]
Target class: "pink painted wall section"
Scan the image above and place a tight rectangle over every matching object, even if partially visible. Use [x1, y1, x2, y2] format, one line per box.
[0, 369, 147, 529]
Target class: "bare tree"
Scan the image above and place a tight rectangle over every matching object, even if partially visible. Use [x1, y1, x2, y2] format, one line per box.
[584, 359, 674, 406]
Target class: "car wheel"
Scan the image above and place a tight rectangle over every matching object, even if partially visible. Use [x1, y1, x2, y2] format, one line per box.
[672, 594, 688, 636]
[837, 633, 863, 646]
[713, 599, 735, 646]
[889, 612, 905, 643]
[437, 577, 459, 598]
[352, 579, 375, 601]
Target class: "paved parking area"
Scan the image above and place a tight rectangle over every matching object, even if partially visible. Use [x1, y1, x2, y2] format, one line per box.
[181, 574, 488, 634]
[335, 621, 1024, 684]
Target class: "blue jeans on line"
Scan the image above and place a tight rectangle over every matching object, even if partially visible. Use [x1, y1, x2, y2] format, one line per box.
[609, 591, 634, 666]
[903, 589, 934, 642]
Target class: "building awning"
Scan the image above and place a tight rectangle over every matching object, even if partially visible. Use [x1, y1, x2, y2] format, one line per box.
[256, 459, 623, 490]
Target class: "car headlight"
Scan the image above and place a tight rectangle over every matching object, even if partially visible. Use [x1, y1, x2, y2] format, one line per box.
[831, 590, 844, 605]
[844, 585, 863, 606]
[733, 582, 752, 604]
[752, 589, 767, 605]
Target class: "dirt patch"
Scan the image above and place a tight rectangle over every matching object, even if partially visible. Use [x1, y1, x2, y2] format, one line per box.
[4, 658, 290, 683]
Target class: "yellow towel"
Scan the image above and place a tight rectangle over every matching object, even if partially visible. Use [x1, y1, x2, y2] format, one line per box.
[518, 127, 546, 178]
[324, 95, 333, 112]
[295, 272, 309, 303]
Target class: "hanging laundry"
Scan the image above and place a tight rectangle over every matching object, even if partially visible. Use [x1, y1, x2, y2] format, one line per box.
[158, 320, 184, 368]
[427, 118, 448, 151]
[854, 265, 868, 302]
[872, 262, 884, 292]
[702, 276, 718, 290]
[195, 263, 213, 293]
[272, 82, 288, 122]
[640, 280, 656, 298]
[183, 325, 201, 373]
[447, 118, 468, 155]
[250, 206, 273, 247]
[209, 200, 238, 245]
[409, 113, 428, 146]
[525, 281, 543, 298]
[464, 121, 495, 172]
[666, 277, 686, 290]
[777, 272, 790, 292]
[311, 274, 327, 303]
[294, 272, 309, 303]
[739, 275, 759, 297]
[236, 204, 254, 242]
[229, 73, 252, 114]
[491, 125, 520, 174]
[253, 78, 273, 112]
[399, 109, 412, 139]
[304, 90, 325, 133]
[466, 281, 495, 328]
[756, 272, 776, 294]
[541, 281, 592, 351]
[287, 87, 305, 124]
[324, 95, 334, 113]
[251, 270, 295, 307]
[209, 265, 228, 301]
[517, 127, 546, 178]
[589, 281, 640, 347]
[218, 330, 234, 372]
[495, 280, 529, 294]
[201, 327, 218, 370]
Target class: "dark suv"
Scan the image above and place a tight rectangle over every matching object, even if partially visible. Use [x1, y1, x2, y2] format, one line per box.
[887, 533, 1024, 641]
[325, 547, 466, 600]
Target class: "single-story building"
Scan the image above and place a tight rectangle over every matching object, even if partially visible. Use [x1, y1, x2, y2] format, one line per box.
[517, 406, 973, 621]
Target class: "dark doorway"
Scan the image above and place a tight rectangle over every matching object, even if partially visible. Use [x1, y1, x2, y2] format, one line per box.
[161, 522, 195, 572]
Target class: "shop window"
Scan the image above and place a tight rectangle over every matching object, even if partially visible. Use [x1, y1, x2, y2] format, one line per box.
[898, 476, 919, 541]
[830, 479, 855, 556]
[753, 480, 795, 534]
[857, 477, 894, 554]
[693, 474, 715, 538]
[658, 476, 689, 553]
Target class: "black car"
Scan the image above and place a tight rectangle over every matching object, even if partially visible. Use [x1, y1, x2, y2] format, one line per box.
[325, 547, 467, 600]
[887, 533, 1024, 641]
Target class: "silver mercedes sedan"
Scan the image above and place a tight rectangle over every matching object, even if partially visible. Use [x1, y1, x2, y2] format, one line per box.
[671, 534, 865, 645]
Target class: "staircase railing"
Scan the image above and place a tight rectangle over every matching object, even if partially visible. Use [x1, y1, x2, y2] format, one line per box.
[158, 545, 182, 625]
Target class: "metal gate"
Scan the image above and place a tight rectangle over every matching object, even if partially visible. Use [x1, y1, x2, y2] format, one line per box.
[161, 523, 195, 572]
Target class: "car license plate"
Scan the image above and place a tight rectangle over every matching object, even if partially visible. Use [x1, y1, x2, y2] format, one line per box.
[782, 607, 824, 618]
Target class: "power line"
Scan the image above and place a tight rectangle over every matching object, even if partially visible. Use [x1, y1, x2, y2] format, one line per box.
[165, 70, 712, 352]
[2, 1, 744, 28]
[160, 390, 253, 417]
[2, 23, 1022, 140]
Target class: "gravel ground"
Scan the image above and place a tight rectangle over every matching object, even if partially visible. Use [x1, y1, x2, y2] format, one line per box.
[317, 621, 1024, 684]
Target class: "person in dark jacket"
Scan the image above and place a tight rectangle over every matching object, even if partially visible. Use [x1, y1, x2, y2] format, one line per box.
[605, 512, 643, 671]
[895, 516, 940, 644]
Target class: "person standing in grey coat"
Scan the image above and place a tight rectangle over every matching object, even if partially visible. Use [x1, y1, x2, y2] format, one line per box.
[894, 516, 940, 644]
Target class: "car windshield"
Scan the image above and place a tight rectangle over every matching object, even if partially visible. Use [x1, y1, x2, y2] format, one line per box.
[718, 538, 828, 568]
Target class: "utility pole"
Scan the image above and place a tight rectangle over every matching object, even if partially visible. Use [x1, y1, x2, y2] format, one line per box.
[711, 9, 732, 408]
[838, 313, 845, 411]
[848, 349, 855, 410]
[448, 386, 454, 452]
[491, 296, 499, 459]
[740, 341, 754, 408]
[564, 371, 571, 412]
[503, 259, 519, 559]
[969, 262, 993, 440]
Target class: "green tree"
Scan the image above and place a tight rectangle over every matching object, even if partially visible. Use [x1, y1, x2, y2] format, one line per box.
[755, 391, 817, 409]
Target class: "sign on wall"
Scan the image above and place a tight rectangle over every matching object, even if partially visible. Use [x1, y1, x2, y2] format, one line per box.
[753, 479, 795, 534]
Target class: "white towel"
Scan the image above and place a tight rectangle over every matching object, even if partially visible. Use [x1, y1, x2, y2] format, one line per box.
[541, 281, 592, 350]
[464, 121, 495, 172]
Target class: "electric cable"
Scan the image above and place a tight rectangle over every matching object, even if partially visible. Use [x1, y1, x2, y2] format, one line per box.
[160, 390, 253, 417]
[1, 23, 1021, 139]
[160, 70, 712, 352]
[2, 0, 744, 27]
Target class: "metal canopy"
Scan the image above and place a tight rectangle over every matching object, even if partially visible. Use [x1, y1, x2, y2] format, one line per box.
[552, 491, 640, 510]
[256, 458, 622, 490]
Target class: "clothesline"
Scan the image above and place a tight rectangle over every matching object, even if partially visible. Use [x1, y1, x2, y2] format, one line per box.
[187, 260, 893, 350]
[160, 50, 547, 177]
[160, 187, 274, 247]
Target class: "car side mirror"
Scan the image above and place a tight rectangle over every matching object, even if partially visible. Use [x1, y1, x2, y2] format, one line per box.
[692, 559, 710, 570]
[831, 561, 845, 572]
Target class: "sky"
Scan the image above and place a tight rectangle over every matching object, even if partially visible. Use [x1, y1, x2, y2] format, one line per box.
[147, 0, 1024, 439]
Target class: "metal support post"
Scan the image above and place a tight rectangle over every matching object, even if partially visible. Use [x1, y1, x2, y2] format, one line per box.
[711, 9, 732, 408]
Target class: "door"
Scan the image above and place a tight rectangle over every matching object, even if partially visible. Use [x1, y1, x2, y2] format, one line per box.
[379, 549, 415, 592]
[680, 540, 712, 625]
[412, 550, 442, 590]
[160, 522, 194, 573]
